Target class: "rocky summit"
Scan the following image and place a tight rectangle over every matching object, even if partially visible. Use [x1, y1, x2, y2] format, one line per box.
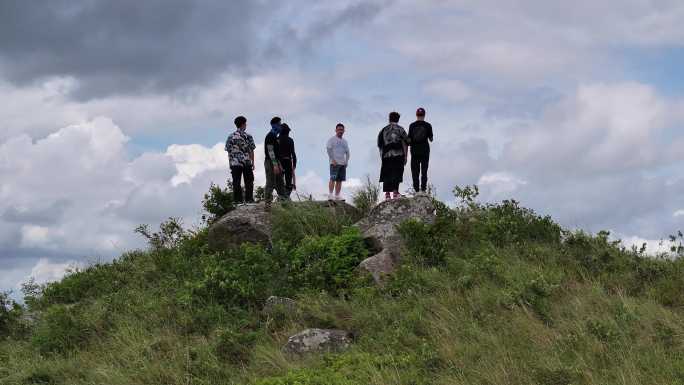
[356, 195, 437, 282]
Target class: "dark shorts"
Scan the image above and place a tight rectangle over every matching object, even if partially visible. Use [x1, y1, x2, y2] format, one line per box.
[330, 164, 347, 182]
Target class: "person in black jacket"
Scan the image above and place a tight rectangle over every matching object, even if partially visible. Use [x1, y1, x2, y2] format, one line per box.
[408, 107, 433, 194]
[278, 123, 297, 197]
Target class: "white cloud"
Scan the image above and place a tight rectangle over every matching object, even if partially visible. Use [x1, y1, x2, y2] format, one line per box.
[27, 258, 84, 285]
[674, 210, 684, 218]
[478, 172, 527, 197]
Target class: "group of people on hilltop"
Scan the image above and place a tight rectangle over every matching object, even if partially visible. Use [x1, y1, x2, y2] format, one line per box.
[224, 108, 433, 207]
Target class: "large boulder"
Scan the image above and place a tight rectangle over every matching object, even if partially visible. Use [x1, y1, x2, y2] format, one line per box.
[207, 200, 362, 251]
[355, 195, 437, 283]
[207, 203, 272, 251]
[283, 328, 352, 354]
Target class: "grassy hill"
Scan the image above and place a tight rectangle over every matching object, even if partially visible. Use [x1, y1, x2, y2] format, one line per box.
[2, 185, 684, 385]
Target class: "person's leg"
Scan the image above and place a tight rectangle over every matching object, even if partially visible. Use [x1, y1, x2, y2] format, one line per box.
[335, 165, 346, 199]
[244, 166, 254, 203]
[274, 167, 287, 200]
[328, 164, 336, 200]
[282, 161, 293, 197]
[231, 166, 244, 203]
[420, 154, 429, 192]
[411, 155, 420, 192]
[264, 159, 274, 204]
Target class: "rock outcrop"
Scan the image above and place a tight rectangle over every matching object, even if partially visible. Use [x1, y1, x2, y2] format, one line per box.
[283, 328, 352, 354]
[207, 200, 362, 251]
[207, 203, 272, 251]
[355, 195, 437, 283]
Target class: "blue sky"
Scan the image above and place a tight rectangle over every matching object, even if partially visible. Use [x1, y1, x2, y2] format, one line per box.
[1, 0, 684, 296]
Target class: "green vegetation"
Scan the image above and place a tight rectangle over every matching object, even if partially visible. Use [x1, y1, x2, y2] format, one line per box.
[2, 184, 684, 384]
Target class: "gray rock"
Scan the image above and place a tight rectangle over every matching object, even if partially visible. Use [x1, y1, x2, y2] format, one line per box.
[207, 203, 272, 251]
[207, 201, 363, 252]
[283, 328, 352, 354]
[355, 195, 436, 283]
[263, 296, 297, 315]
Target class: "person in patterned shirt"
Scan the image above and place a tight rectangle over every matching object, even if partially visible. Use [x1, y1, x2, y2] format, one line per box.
[225, 116, 256, 204]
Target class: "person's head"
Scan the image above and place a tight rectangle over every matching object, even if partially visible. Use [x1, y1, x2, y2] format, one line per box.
[280, 123, 291, 136]
[335, 123, 345, 138]
[270, 116, 282, 133]
[389, 111, 400, 123]
[234, 116, 247, 129]
[416, 107, 426, 121]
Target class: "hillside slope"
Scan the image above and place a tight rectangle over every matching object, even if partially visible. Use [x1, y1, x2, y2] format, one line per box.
[2, 191, 684, 385]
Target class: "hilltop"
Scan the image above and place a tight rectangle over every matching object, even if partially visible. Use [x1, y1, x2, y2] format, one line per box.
[1, 184, 684, 385]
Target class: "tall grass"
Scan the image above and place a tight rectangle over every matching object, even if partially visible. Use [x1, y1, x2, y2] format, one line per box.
[2, 186, 684, 384]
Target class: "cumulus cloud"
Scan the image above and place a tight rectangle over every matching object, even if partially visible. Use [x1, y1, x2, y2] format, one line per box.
[0, 117, 342, 293]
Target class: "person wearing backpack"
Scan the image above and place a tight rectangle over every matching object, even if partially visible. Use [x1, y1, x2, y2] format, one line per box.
[408, 107, 433, 194]
[377, 111, 409, 200]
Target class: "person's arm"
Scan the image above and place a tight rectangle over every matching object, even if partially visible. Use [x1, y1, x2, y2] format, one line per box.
[248, 135, 256, 169]
[428, 124, 434, 142]
[266, 137, 281, 173]
[291, 139, 297, 169]
[345, 141, 350, 164]
[377, 130, 384, 158]
[402, 129, 409, 164]
[326, 139, 336, 166]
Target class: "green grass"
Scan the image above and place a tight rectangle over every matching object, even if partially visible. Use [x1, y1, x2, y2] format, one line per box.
[2, 192, 684, 385]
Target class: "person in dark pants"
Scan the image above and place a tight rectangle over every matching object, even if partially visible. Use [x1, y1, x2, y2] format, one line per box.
[378, 111, 409, 200]
[264, 116, 287, 208]
[408, 107, 433, 194]
[225, 115, 256, 204]
[278, 123, 297, 198]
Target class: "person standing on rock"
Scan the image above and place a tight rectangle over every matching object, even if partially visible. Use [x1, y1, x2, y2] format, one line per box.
[326, 123, 350, 201]
[225, 115, 256, 204]
[264, 116, 287, 208]
[408, 107, 433, 195]
[378, 111, 409, 200]
[278, 123, 297, 198]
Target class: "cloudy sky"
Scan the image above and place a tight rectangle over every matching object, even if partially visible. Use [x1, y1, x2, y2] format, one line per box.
[1, 0, 684, 295]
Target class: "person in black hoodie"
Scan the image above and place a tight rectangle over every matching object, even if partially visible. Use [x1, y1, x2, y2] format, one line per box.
[408, 107, 433, 194]
[278, 123, 297, 197]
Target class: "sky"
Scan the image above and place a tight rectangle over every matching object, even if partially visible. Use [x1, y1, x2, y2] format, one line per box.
[1, 0, 684, 296]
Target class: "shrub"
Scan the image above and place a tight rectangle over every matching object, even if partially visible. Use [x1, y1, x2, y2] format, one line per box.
[289, 227, 369, 295]
[351, 175, 380, 216]
[201, 181, 235, 225]
[0, 292, 24, 338]
[213, 325, 258, 364]
[32, 305, 92, 354]
[271, 202, 357, 246]
[196, 244, 287, 307]
[135, 217, 189, 250]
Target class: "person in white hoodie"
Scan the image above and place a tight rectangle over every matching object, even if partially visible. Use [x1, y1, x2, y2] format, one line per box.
[326, 123, 350, 201]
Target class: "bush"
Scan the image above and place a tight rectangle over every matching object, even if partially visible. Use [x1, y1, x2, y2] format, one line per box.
[213, 325, 258, 365]
[351, 175, 380, 216]
[32, 305, 92, 354]
[271, 202, 357, 246]
[201, 181, 235, 225]
[196, 244, 287, 307]
[0, 292, 24, 338]
[289, 227, 369, 295]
